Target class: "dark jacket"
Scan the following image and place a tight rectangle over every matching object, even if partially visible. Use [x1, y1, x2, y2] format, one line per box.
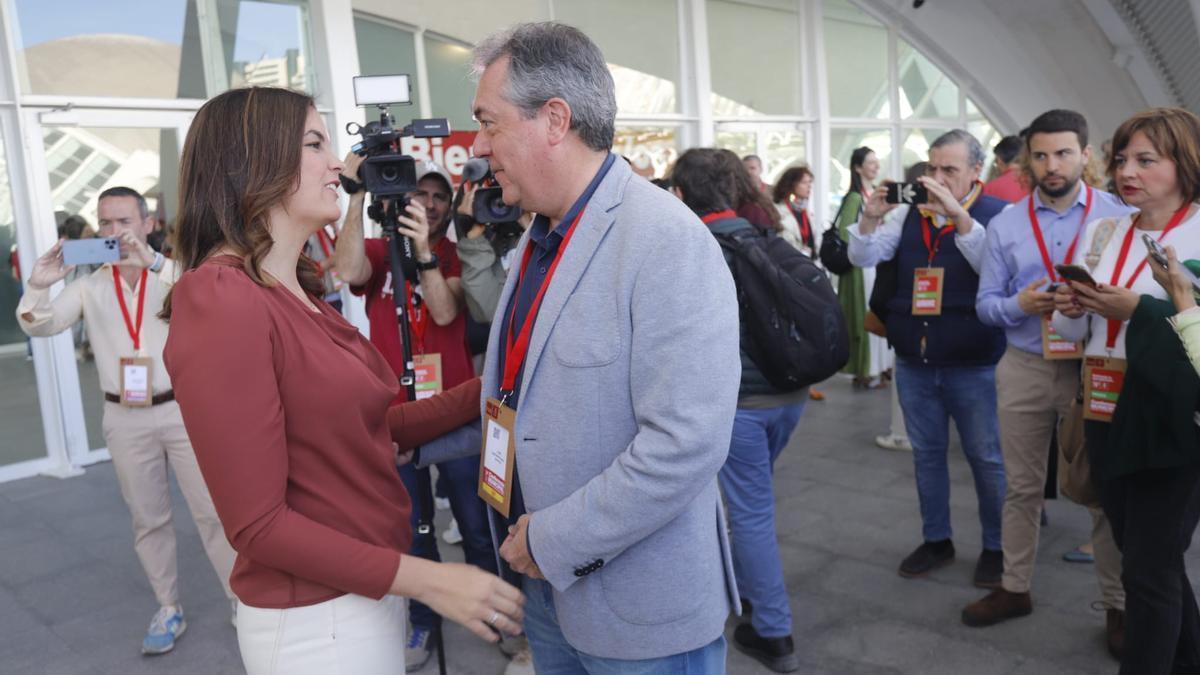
[884, 195, 1007, 367]
[1106, 296, 1200, 479]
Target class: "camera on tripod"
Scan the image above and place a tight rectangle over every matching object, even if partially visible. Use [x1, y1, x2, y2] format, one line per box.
[461, 157, 522, 226]
[346, 74, 451, 200]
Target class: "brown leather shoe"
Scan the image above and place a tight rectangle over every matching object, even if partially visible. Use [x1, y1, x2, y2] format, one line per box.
[961, 589, 1033, 627]
[1106, 609, 1125, 660]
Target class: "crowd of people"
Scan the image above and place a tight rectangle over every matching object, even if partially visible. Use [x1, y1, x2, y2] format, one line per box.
[13, 18, 1200, 675]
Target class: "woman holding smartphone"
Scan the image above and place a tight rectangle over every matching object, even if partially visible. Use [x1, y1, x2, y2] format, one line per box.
[1052, 107, 1200, 674]
[161, 87, 522, 674]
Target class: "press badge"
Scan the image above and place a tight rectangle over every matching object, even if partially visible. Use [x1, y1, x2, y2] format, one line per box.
[413, 353, 443, 400]
[120, 357, 153, 407]
[912, 268, 945, 315]
[1041, 315, 1083, 360]
[1083, 356, 1126, 423]
[478, 398, 516, 517]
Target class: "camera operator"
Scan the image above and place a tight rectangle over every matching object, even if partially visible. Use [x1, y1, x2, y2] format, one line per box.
[453, 181, 530, 324]
[334, 152, 499, 671]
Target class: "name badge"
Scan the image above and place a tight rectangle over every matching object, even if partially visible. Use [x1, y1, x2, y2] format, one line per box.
[478, 397, 517, 517]
[119, 357, 153, 407]
[1041, 315, 1083, 360]
[912, 267, 944, 316]
[1083, 356, 1127, 423]
[413, 353, 443, 400]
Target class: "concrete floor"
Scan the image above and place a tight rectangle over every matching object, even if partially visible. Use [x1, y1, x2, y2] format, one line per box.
[0, 375, 1179, 674]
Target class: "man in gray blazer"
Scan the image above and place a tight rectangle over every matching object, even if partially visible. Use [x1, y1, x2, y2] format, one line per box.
[456, 21, 741, 672]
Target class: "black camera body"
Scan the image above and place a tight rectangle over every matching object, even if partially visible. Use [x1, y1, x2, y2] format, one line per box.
[349, 115, 450, 199]
[461, 157, 522, 225]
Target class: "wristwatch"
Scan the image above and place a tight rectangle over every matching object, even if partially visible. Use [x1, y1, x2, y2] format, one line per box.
[149, 251, 165, 273]
[415, 254, 439, 272]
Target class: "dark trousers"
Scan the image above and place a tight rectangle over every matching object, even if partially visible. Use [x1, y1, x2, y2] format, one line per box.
[1086, 421, 1200, 675]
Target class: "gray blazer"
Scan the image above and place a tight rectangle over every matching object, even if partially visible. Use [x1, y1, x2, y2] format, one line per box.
[424, 157, 741, 660]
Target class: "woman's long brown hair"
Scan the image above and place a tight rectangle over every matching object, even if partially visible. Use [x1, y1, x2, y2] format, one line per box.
[161, 87, 324, 320]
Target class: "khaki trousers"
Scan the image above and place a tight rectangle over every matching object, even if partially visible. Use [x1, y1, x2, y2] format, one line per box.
[996, 348, 1124, 609]
[102, 400, 236, 607]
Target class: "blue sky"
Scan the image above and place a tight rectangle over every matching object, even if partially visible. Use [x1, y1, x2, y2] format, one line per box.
[14, 0, 304, 61]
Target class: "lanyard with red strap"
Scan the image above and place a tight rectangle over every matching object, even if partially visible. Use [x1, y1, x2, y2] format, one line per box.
[919, 182, 983, 266]
[500, 209, 587, 400]
[112, 266, 148, 352]
[1103, 203, 1191, 349]
[1029, 185, 1093, 281]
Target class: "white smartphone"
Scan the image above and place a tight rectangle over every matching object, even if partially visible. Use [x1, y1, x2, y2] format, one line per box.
[61, 238, 120, 266]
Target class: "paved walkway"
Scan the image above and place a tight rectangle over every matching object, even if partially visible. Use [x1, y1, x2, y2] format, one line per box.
[1, 376, 1182, 674]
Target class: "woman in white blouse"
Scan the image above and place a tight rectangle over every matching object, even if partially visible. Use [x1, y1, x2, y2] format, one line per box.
[1052, 107, 1200, 675]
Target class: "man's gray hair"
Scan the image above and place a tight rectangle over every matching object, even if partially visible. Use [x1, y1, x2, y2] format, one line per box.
[472, 22, 616, 152]
[930, 129, 986, 169]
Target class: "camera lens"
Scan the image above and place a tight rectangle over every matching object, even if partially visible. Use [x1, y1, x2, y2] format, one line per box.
[380, 165, 399, 183]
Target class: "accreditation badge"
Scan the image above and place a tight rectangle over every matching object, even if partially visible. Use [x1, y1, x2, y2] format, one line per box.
[478, 397, 517, 517]
[912, 267, 945, 316]
[1041, 315, 1084, 360]
[1083, 356, 1127, 423]
[412, 353, 443, 400]
[119, 357, 153, 407]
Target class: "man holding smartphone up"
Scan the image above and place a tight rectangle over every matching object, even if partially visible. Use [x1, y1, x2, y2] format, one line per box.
[16, 187, 235, 656]
[968, 110, 1133, 655]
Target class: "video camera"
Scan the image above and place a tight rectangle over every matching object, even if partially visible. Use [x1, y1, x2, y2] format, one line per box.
[346, 74, 451, 200]
[461, 157, 522, 225]
[346, 74, 450, 282]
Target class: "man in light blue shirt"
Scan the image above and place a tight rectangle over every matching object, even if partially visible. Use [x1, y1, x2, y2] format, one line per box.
[964, 110, 1132, 658]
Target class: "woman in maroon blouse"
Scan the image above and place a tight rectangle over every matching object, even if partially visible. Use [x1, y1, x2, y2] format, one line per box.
[161, 87, 522, 674]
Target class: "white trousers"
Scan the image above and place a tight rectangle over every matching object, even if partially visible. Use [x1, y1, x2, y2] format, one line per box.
[237, 594, 406, 675]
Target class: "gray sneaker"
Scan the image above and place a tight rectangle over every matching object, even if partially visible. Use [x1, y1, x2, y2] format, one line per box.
[405, 626, 433, 672]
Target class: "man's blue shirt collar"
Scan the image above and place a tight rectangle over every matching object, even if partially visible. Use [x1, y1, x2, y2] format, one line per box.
[529, 153, 617, 248]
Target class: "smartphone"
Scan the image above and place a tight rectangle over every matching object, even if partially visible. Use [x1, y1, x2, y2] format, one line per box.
[1143, 233, 1169, 269]
[1054, 263, 1098, 288]
[1143, 233, 1200, 292]
[61, 238, 120, 267]
[886, 182, 929, 205]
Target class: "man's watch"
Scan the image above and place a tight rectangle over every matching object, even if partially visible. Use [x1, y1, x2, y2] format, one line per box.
[415, 255, 439, 272]
[149, 251, 165, 273]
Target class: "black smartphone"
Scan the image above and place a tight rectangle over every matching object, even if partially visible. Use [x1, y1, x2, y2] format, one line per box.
[885, 182, 929, 205]
[1054, 263, 1098, 288]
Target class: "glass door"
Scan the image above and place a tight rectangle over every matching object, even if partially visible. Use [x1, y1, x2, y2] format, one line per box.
[20, 107, 192, 467]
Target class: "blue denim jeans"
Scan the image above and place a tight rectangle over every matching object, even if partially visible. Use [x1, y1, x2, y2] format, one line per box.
[717, 403, 805, 638]
[894, 359, 1005, 550]
[522, 578, 727, 674]
[400, 456, 496, 631]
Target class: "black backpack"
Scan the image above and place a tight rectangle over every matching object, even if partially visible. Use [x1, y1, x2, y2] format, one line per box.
[717, 229, 850, 391]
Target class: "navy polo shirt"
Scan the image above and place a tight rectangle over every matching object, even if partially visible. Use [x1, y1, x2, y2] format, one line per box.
[493, 152, 615, 578]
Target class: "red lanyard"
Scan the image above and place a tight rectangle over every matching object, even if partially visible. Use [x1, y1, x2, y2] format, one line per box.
[316, 227, 336, 258]
[701, 209, 736, 224]
[1029, 185, 1093, 281]
[403, 281, 428, 353]
[112, 266, 148, 352]
[500, 210, 586, 395]
[790, 204, 811, 243]
[1104, 203, 1191, 349]
[920, 217, 956, 267]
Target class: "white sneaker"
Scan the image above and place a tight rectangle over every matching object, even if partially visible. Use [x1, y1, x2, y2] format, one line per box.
[875, 434, 913, 452]
[442, 518, 463, 545]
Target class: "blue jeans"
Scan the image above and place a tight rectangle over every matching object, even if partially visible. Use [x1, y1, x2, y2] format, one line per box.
[894, 359, 1005, 550]
[717, 403, 805, 638]
[399, 455, 496, 631]
[522, 578, 726, 674]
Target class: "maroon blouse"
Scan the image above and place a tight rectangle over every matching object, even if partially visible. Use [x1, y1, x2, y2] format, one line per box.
[164, 256, 480, 609]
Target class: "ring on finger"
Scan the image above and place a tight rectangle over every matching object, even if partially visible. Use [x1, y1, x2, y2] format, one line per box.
[487, 611, 500, 627]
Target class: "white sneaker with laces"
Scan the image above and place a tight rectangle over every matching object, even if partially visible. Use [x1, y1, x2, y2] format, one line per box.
[875, 434, 913, 452]
[441, 518, 463, 545]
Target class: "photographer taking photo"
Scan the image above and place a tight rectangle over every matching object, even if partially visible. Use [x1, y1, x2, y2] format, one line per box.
[334, 152, 502, 671]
